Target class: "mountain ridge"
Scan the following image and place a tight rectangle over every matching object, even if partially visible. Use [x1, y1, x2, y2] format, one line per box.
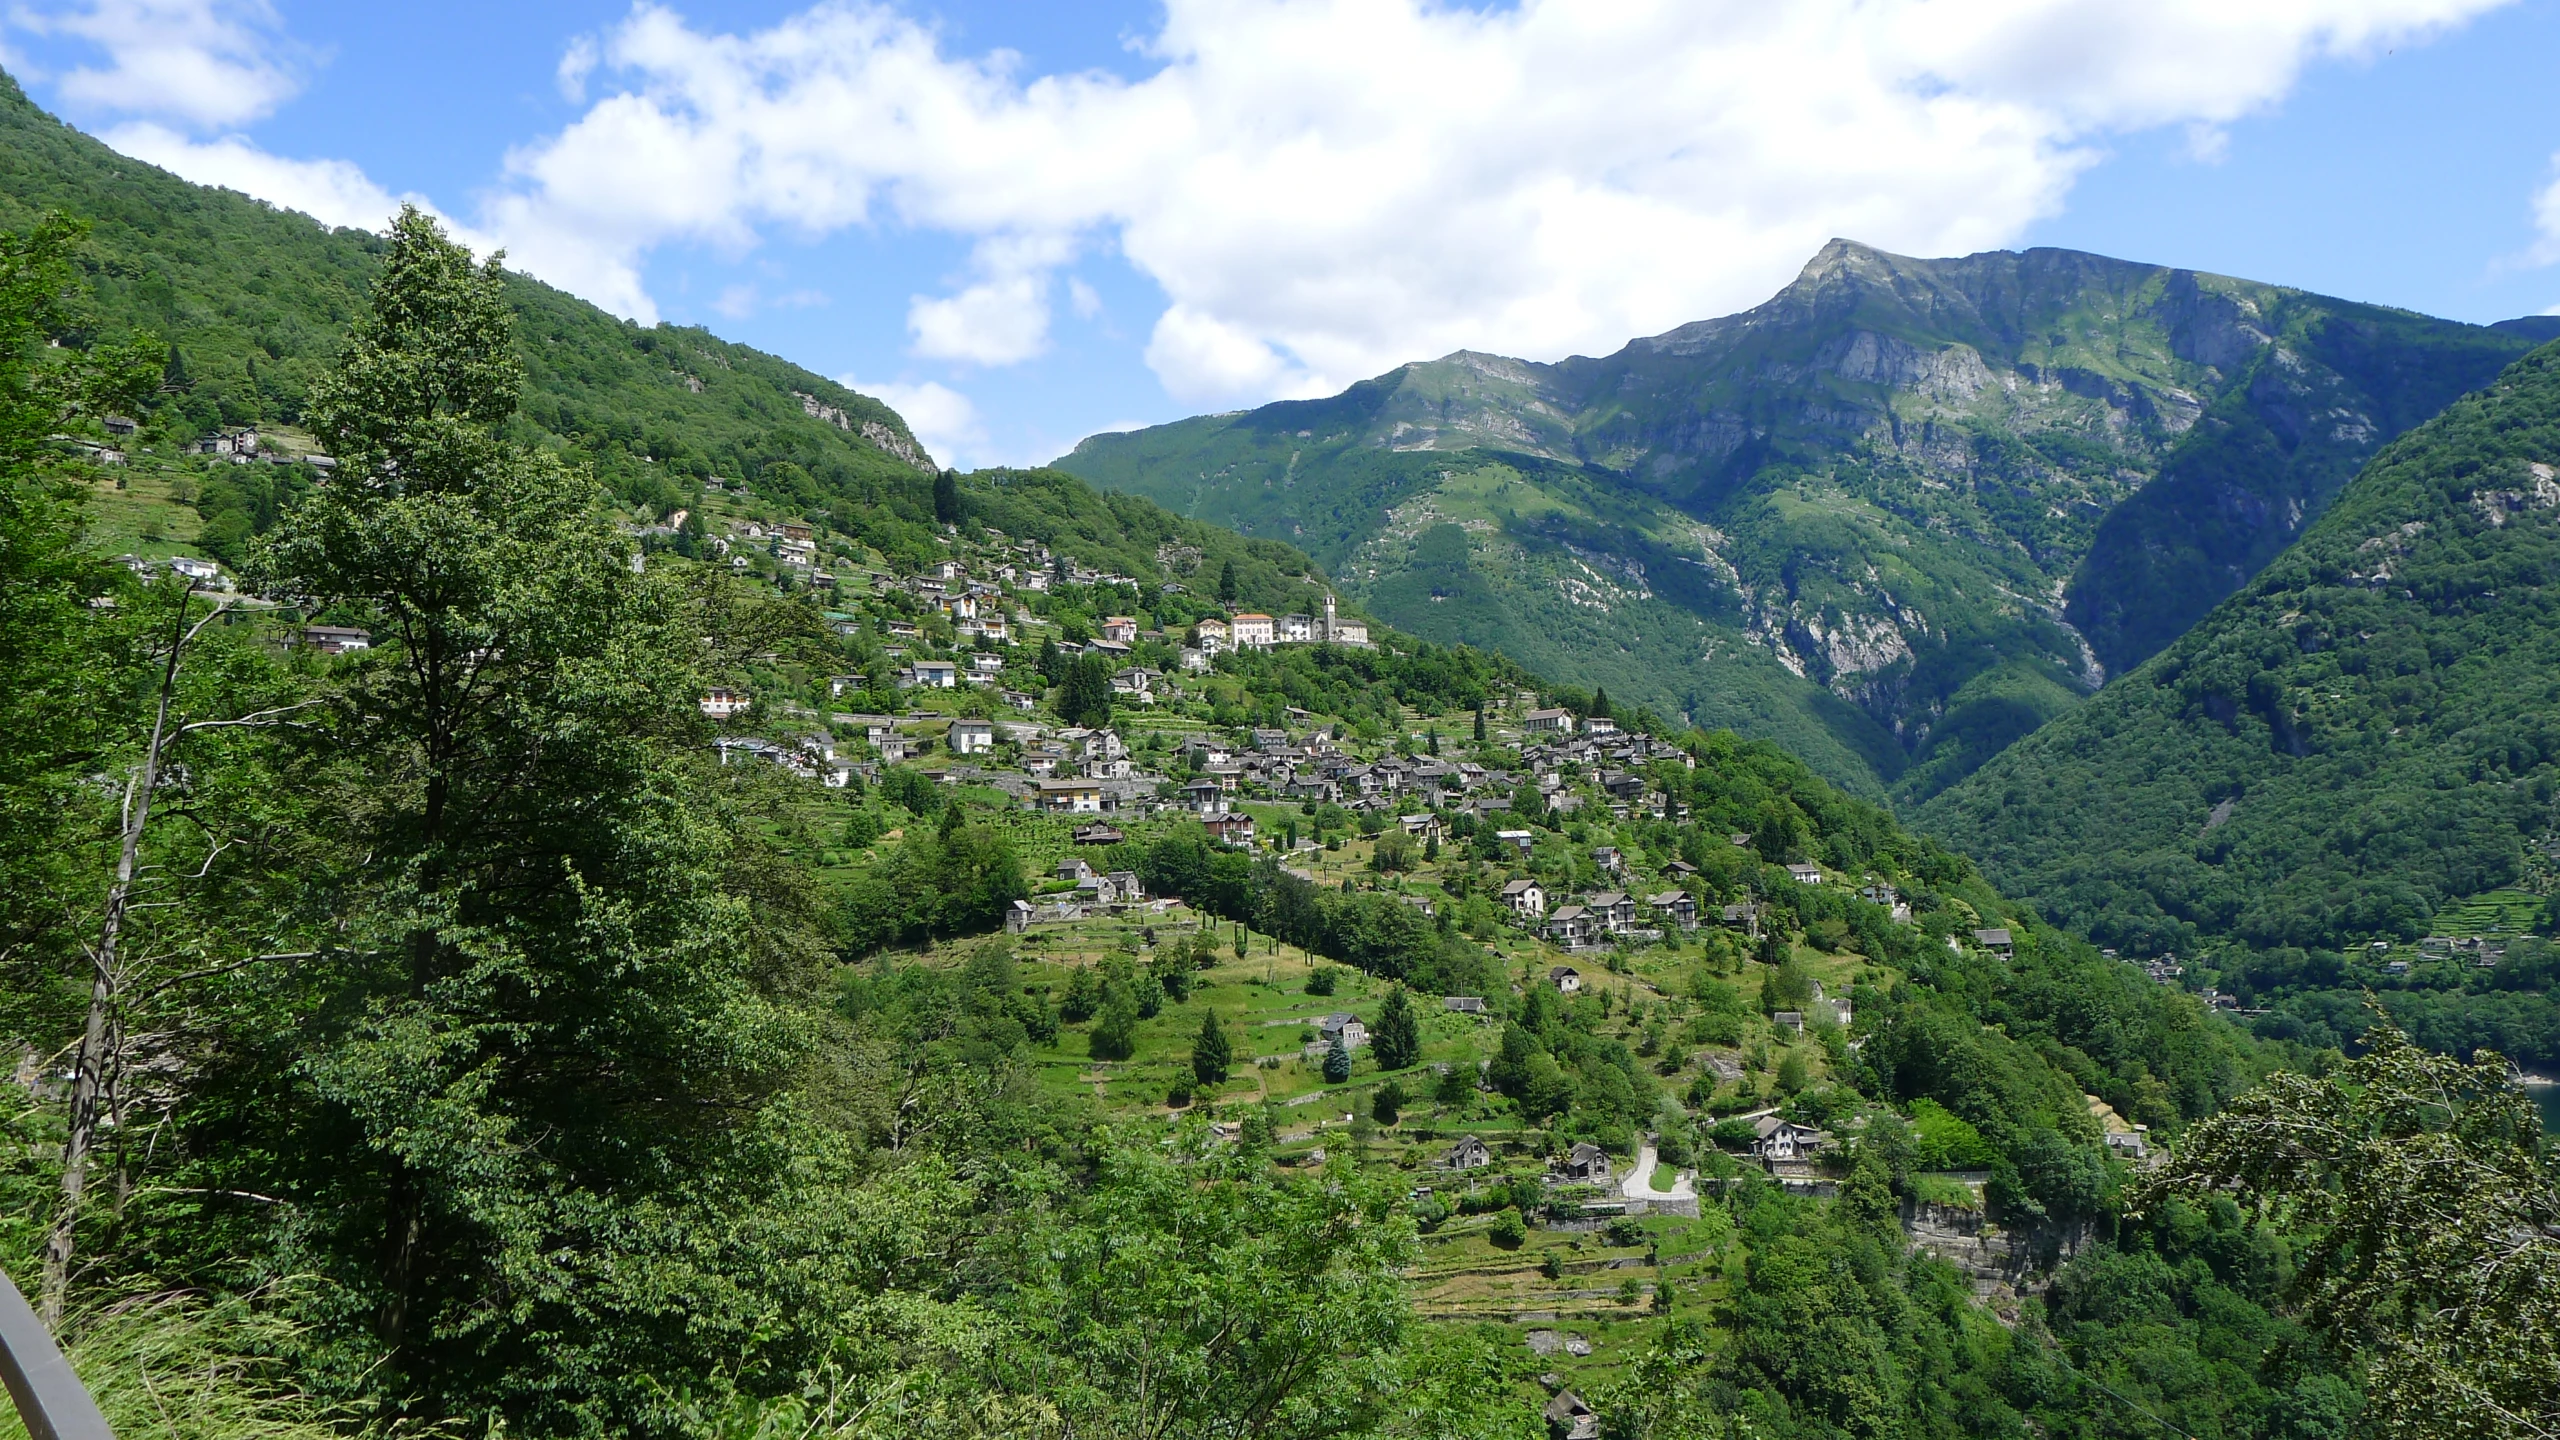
[1914, 336, 2560, 1068]
[1062, 239, 2538, 801]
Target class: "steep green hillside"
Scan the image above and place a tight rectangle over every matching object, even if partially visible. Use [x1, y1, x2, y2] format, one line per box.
[0, 68, 941, 546]
[1063, 242, 2532, 801]
[1919, 341, 2560, 1065]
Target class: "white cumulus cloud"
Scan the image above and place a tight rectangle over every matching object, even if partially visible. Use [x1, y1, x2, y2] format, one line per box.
[483, 0, 2510, 409]
[102, 123, 397, 231]
[12, 0, 304, 128]
[839, 375, 980, 469]
[2527, 151, 2560, 273]
[15, 1, 503, 255]
[13, 0, 2521, 409]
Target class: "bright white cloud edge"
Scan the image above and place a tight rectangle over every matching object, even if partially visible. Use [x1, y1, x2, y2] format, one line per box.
[483, 0, 2514, 410]
[54, 0, 2546, 431]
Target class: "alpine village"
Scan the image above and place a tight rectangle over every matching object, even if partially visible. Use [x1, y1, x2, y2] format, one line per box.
[0, 47, 2554, 1440]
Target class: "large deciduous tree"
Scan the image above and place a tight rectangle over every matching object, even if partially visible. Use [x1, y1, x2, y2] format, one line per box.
[2138, 1015, 2559, 1440]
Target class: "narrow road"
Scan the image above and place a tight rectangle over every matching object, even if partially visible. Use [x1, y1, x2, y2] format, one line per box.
[1621, 1142, 1695, 1202]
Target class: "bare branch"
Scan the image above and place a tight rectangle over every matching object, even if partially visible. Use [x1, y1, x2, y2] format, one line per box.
[134, 951, 324, 1000]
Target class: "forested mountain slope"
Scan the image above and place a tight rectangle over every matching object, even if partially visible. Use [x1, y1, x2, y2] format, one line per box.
[0, 69, 941, 545]
[1919, 340, 2560, 1063]
[1063, 241, 2533, 801]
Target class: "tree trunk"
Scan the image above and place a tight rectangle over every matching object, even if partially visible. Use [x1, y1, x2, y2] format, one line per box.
[43, 765, 153, 1324]
[41, 593, 191, 1327]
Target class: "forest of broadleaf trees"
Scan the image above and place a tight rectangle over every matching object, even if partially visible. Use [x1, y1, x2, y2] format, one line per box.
[0, 209, 2553, 1440]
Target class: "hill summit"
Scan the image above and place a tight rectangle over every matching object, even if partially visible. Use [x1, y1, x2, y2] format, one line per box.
[1062, 240, 2536, 800]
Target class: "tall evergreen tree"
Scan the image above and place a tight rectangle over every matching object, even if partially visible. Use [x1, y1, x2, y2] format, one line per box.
[1372, 985, 1422, 1070]
[246, 209, 810, 1381]
[1473, 702, 1486, 743]
[932, 468, 961, 524]
[1217, 558, 1238, 604]
[1059, 650, 1115, 727]
[1321, 1035, 1352, 1084]
[1191, 1007, 1232, 1087]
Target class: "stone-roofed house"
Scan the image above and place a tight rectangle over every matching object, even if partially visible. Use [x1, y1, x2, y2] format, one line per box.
[1543, 1391, 1600, 1440]
[1543, 910, 1592, 948]
[1442, 1135, 1493, 1171]
[1499, 878, 1546, 918]
[1555, 1141, 1612, 1185]
[1973, 927, 2014, 955]
[1647, 890, 1697, 929]
[1752, 1116, 1827, 1162]
[1586, 891, 1636, 933]
[948, 718, 996, 755]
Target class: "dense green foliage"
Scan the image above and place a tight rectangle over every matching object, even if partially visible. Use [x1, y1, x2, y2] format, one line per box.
[1109, 726, 2267, 1171]
[2068, 302, 2532, 675]
[0, 213, 158, 999]
[1603, 1171, 2354, 1440]
[1921, 341, 2560, 1063]
[0, 209, 1468, 1440]
[1063, 242, 2531, 800]
[2141, 1018, 2557, 1440]
[0, 67, 950, 554]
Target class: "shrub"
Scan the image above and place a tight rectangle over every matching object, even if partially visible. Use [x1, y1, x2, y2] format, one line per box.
[1372, 1080, 1405, 1126]
[1488, 1208, 1528, 1249]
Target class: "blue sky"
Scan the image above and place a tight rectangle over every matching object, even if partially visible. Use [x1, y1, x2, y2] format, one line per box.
[6, 1, 2557, 469]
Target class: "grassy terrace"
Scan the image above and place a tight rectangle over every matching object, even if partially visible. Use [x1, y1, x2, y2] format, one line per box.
[861, 812, 1896, 1392]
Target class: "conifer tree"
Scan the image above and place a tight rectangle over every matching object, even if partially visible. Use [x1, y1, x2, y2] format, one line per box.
[1371, 1080, 1403, 1126]
[1322, 1035, 1352, 1084]
[251, 207, 802, 1365]
[1060, 650, 1114, 727]
[1062, 964, 1102, 1022]
[1191, 1008, 1233, 1086]
[1373, 985, 1422, 1070]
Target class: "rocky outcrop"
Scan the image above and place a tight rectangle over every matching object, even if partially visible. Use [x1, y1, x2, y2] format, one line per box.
[797, 390, 937, 474]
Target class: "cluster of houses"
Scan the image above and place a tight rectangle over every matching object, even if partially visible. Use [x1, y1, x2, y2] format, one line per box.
[708, 516, 1373, 676]
[186, 426, 335, 473]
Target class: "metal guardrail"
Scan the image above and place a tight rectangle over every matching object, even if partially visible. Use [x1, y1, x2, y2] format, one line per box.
[0, 1267, 112, 1440]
